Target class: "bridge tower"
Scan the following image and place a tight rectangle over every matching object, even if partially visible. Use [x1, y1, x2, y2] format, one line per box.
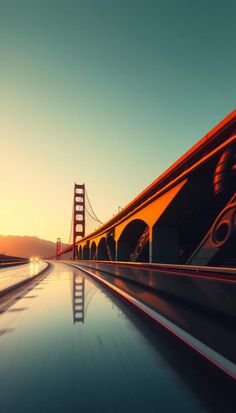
[73, 183, 85, 259]
[56, 237, 62, 260]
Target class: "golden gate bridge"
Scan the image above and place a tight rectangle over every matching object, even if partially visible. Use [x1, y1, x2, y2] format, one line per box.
[55, 110, 236, 270]
[1, 111, 236, 398]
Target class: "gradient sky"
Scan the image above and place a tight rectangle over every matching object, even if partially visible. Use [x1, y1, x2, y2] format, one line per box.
[0, 0, 235, 243]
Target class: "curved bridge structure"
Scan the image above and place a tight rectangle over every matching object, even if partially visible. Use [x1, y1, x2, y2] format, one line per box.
[74, 110, 236, 267]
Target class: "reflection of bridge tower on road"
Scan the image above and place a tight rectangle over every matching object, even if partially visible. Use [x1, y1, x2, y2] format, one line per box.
[71, 273, 98, 324]
[72, 274, 85, 323]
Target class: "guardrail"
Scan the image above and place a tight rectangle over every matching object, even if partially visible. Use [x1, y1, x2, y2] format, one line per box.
[0, 260, 29, 268]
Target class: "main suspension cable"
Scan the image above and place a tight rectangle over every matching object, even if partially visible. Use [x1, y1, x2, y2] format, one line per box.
[85, 188, 103, 225]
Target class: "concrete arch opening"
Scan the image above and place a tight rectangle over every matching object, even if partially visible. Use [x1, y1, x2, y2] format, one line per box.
[97, 237, 109, 260]
[117, 219, 149, 262]
[83, 245, 90, 260]
[107, 235, 116, 261]
[91, 242, 97, 260]
[78, 245, 82, 260]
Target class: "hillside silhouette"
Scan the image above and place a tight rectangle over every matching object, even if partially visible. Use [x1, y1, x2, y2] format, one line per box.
[0, 235, 70, 258]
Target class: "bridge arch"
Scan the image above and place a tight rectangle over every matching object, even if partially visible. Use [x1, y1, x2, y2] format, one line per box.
[91, 242, 97, 260]
[117, 219, 149, 262]
[83, 244, 90, 260]
[97, 237, 109, 260]
[107, 234, 116, 261]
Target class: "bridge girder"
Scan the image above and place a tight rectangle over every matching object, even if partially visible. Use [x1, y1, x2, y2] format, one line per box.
[73, 110, 236, 266]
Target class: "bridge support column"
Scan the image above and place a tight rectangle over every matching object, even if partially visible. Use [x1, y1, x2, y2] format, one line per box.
[152, 226, 179, 264]
[149, 231, 153, 263]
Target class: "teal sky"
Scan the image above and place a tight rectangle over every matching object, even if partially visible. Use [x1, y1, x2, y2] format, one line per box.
[0, 0, 235, 243]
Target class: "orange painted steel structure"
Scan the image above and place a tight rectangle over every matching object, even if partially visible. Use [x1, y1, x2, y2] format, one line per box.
[72, 184, 85, 259]
[56, 238, 62, 260]
[81, 111, 235, 235]
[61, 110, 236, 266]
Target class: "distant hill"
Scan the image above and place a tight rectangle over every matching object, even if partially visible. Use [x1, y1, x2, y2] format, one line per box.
[0, 235, 70, 259]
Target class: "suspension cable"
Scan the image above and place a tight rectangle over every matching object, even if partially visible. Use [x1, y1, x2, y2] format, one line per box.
[85, 188, 104, 225]
[85, 206, 103, 223]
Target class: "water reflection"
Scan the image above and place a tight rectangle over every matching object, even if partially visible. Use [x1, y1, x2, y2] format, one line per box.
[112, 302, 127, 319]
[29, 262, 39, 277]
[91, 269, 236, 363]
[71, 273, 85, 323]
[71, 273, 99, 324]
[1, 263, 235, 413]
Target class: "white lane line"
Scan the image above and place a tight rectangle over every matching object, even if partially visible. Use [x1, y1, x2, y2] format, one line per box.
[71, 263, 236, 381]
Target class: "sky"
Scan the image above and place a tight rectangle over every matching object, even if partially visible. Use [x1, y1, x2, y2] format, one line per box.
[0, 0, 235, 243]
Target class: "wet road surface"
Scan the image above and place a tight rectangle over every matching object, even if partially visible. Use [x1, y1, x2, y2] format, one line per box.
[0, 261, 48, 293]
[0, 262, 235, 413]
[72, 263, 236, 365]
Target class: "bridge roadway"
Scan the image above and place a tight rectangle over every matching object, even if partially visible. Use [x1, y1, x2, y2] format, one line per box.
[0, 261, 48, 294]
[0, 262, 235, 413]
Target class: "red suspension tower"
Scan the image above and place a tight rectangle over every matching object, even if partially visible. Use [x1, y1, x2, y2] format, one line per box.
[73, 183, 85, 259]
